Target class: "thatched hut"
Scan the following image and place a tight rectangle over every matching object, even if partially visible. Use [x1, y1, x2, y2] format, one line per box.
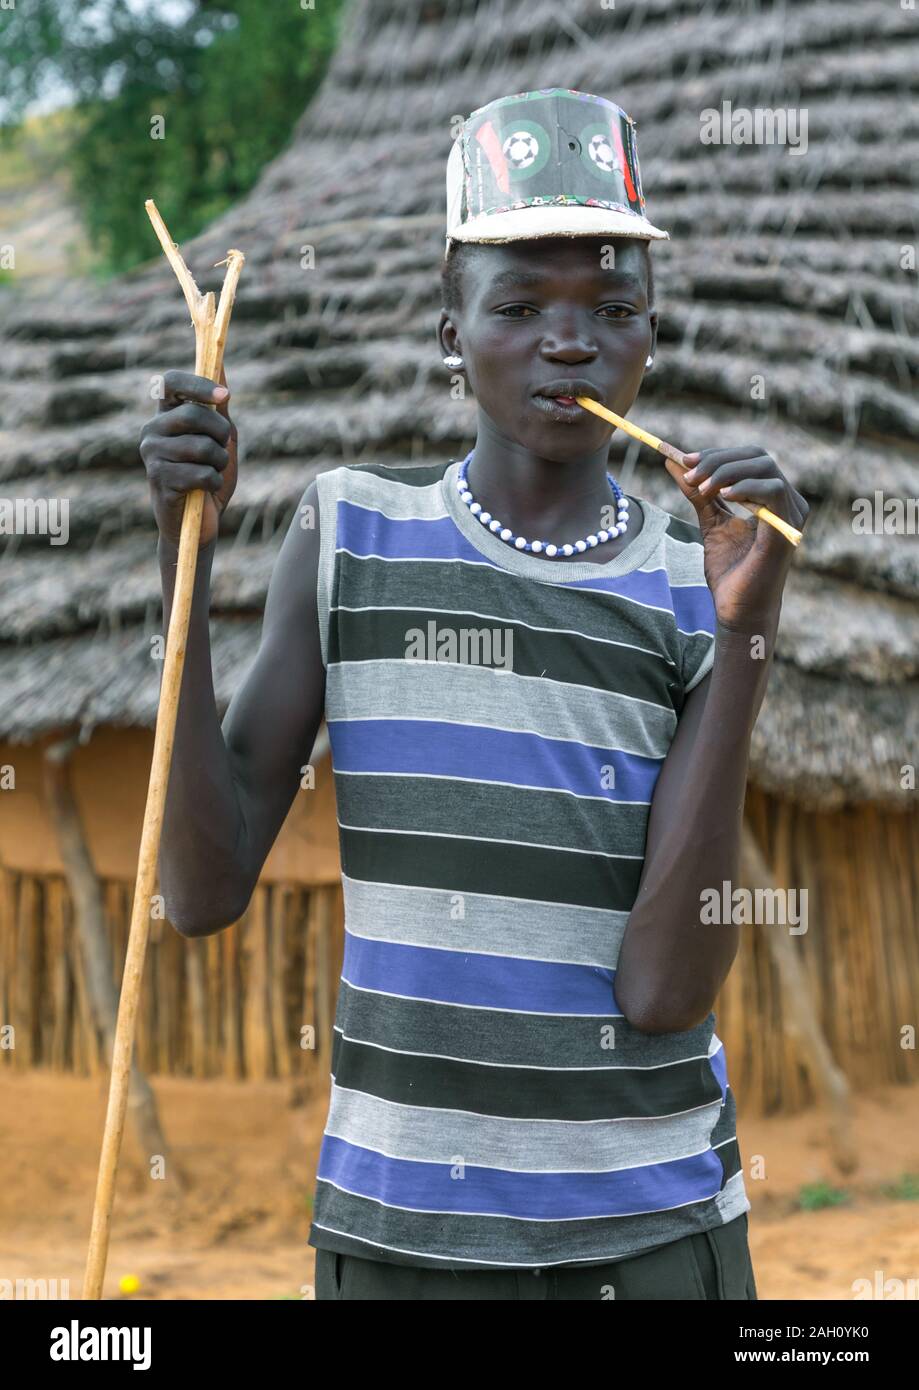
[1, 0, 917, 1132]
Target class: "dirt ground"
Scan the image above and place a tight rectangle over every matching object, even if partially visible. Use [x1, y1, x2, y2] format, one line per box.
[2, 1070, 918, 1301]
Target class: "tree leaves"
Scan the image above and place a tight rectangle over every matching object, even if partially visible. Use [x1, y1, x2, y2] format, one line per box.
[0, 0, 343, 273]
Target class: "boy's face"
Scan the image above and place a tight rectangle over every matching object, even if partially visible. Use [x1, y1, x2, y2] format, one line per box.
[439, 236, 657, 461]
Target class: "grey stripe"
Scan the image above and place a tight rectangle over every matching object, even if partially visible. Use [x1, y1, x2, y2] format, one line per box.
[661, 528, 711, 589]
[325, 660, 677, 755]
[332, 464, 454, 521]
[338, 874, 629, 967]
[315, 465, 345, 668]
[321, 1080, 726, 1173]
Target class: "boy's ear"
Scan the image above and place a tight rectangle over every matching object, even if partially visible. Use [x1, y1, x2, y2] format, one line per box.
[647, 309, 659, 363]
[437, 309, 461, 360]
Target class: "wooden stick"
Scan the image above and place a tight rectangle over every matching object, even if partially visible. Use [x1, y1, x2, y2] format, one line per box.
[81, 204, 244, 1301]
[574, 396, 803, 547]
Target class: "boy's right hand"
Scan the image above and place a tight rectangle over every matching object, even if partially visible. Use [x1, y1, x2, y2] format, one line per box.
[140, 368, 238, 549]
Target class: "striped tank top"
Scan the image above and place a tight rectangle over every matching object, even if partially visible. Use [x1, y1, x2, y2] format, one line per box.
[307, 458, 750, 1270]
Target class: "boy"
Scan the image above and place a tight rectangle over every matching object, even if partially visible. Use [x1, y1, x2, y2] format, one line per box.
[140, 89, 807, 1300]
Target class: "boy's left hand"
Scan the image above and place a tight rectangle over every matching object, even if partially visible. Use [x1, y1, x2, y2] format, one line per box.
[665, 445, 809, 633]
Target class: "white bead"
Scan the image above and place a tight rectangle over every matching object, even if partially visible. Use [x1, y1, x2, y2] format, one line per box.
[575, 540, 587, 553]
[489, 519, 501, 532]
[500, 527, 513, 541]
[587, 535, 598, 547]
[515, 536, 527, 549]
[460, 490, 473, 503]
[470, 502, 481, 515]
[545, 544, 557, 557]
[531, 540, 543, 552]
[598, 530, 609, 542]
[479, 512, 491, 524]
[562, 544, 574, 556]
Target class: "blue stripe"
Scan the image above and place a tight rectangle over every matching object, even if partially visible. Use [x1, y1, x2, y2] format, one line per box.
[337, 499, 685, 609]
[317, 1134, 726, 1219]
[328, 718, 663, 801]
[670, 582, 716, 637]
[343, 930, 619, 1015]
[708, 1041, 728, 1103]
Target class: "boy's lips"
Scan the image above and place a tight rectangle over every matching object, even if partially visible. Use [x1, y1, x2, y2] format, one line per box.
[532, 382, 602, 423]
[535, 380, 602, 403]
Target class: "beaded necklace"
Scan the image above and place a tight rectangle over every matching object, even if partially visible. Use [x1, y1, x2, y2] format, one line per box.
[456, 450, 629, 557]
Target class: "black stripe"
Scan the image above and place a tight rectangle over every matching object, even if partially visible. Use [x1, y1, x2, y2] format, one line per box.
[664, 514, 704, 546]
[308, 1188, 734, 1271]
[336, 980, 716, 1069]
[340, 460, 453, 488]
[335, 776, 656, 857]
[334, 550, 683, 658]
[330, 1031, 723, 1120]
[330, 601, 678, 708]
[339, 825, 644, 911]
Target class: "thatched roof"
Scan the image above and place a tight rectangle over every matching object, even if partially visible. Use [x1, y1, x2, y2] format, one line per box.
[1, 0, 917, 811]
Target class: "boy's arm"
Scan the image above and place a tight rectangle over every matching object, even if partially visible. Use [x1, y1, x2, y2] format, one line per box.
[612, 614, 777, 1034]
[157, 477, 326, 936]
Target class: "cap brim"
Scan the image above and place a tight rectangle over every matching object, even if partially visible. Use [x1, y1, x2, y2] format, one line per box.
[448, 203, 670, 245]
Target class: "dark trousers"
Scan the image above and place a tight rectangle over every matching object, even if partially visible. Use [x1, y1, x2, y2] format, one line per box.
[315, 1212, 757, 1301]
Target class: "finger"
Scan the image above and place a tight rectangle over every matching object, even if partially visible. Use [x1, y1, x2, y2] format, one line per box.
[215, 362, 234, 423]
[694, 455, 775, 495]
[152, 401, 231, 445]
[157, 461, 225, 496]
[718, 476, 800, 522]
[159, 369, 230, 412]
[682, 445, 767, 484]
[157, 433, 231, 470]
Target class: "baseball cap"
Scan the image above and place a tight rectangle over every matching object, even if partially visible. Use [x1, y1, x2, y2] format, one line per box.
[445, 87, 669, 252]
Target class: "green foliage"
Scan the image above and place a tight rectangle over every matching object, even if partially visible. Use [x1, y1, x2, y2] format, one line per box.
[796, 1182, 851, 1212]
[0, 0, 343, 274]
[880, 1172, 919, 1201]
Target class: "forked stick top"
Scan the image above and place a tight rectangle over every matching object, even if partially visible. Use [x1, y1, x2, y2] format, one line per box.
[144, 199, 205, 328]
[144, 200, 245, 366]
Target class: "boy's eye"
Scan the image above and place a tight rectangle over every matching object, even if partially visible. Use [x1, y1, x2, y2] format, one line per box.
[495, 303, 637, 319]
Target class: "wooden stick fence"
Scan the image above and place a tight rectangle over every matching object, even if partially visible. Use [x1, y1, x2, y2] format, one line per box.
[0, 877, 343, 1080]
[2, 791, 918, 1114]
